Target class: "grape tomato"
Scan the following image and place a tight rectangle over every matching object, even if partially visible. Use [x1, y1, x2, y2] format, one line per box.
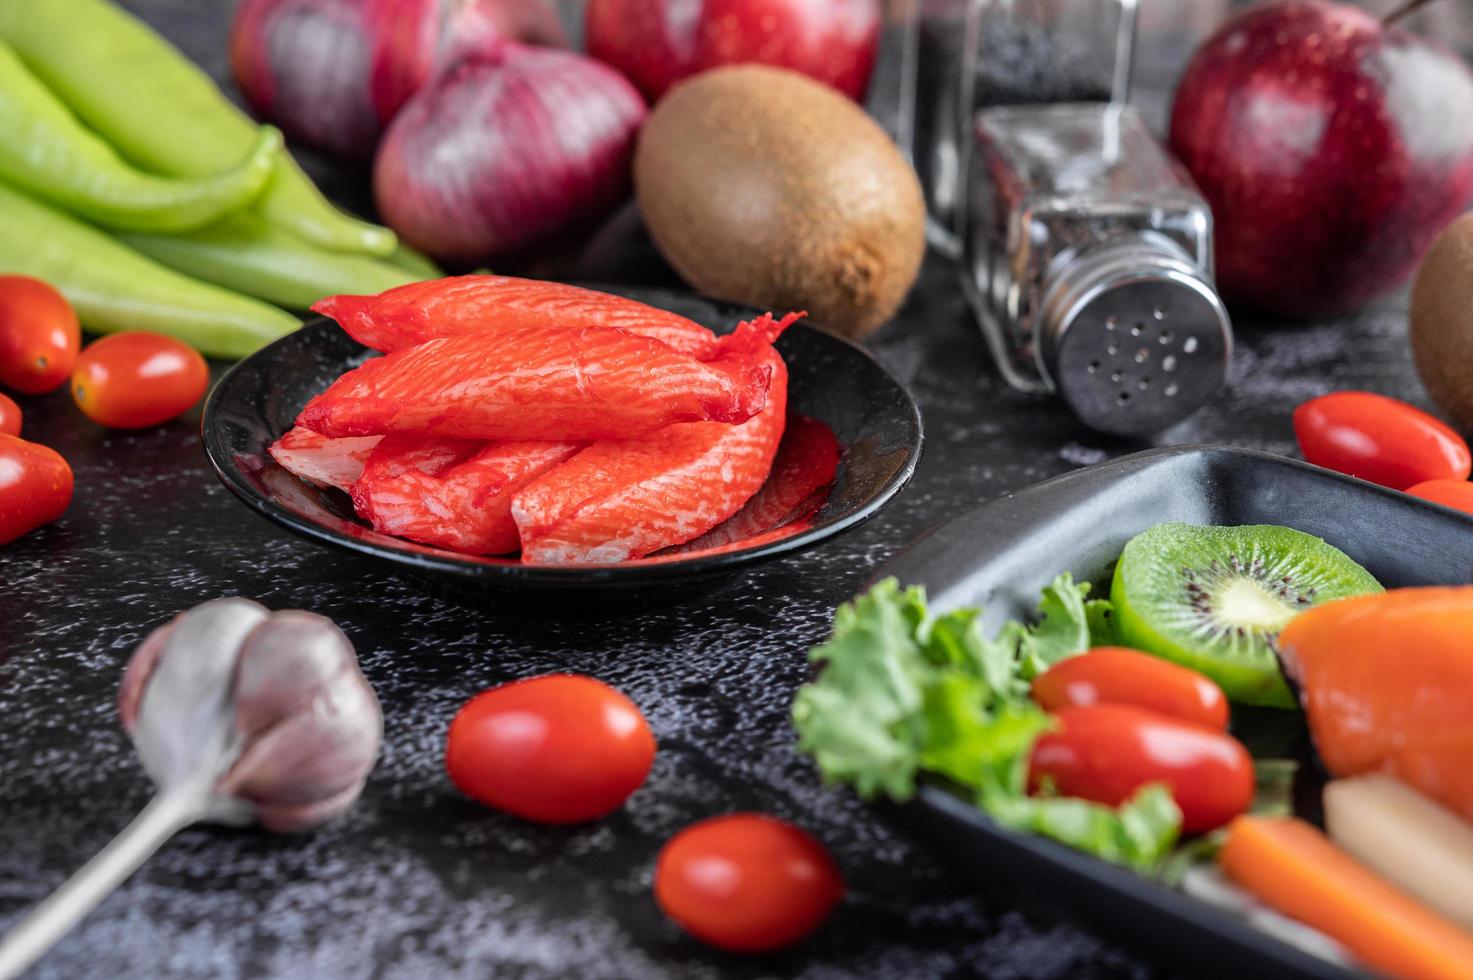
[0, 392, 21, 437]
[445, 673, 654, 824]
[0, 433, 73, 546]
[654, 813, 843, 953]
[1028, 703, 1255, 835]
[71, 332, 208, 429]
[1032, 647, 1230, 730]
[0, 275, 80, 395]
[1294, 391, 1471, 491]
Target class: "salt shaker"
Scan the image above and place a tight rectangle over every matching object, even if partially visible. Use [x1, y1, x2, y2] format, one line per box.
[908, 0, 1138, 253]
[963, 102, 1231, 436]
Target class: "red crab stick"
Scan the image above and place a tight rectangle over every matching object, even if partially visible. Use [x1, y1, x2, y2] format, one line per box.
[351, 435, 580, 554]
[296, 320, 783, 442]
[667, 414, 839, 554]
[512, 348, 789, 563]
[313, 275, 720, 357]
[268, 426, 382, 491]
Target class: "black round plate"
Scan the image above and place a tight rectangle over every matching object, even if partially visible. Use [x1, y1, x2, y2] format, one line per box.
[201, 287, 923, 596]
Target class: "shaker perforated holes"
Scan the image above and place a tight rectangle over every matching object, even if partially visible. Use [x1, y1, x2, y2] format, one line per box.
[1090, 309, 1206, 411]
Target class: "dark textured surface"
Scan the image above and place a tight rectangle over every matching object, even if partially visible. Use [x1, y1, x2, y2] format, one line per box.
[0, 4, 1440, 979]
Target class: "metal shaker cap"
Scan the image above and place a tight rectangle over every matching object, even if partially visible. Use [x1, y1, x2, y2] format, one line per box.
[1038, 241, 1232, 437]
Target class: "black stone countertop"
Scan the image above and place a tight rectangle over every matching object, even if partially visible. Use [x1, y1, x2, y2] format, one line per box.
[0, 5, 1435, 979]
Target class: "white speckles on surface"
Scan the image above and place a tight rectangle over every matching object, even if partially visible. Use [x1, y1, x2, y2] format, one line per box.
[0, 6, 1427, 977]
[0, 245, 1409, 979]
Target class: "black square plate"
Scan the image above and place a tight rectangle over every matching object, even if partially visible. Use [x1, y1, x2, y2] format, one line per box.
[873, 444, 1473, 979]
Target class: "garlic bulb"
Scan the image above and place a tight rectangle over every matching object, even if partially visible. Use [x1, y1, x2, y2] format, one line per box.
[118, 598, 382, 831]
[0, 599, 382, 979]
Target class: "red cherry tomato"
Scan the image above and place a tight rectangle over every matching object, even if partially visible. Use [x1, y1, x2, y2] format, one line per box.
[654, 813, 844, 953]
[71, 332, 209, 429]
[0, 392, 21, 437]
[0, 434, 73, 545]
[1028, 704, 1254, 835]
[0, 275, 80, 395]
[445, 674, 655, 824]
[1406, 478, 1473, 516]
[1031, 647, 1230, 731]
[1293, 391, 1471, 490]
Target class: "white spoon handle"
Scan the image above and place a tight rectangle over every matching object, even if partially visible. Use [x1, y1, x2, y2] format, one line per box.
[0, 790, 198, 979]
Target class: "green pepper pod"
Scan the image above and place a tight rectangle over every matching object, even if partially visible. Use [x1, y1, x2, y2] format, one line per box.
[118, 213, 425, 310]
[0, 181, 299, 360]
[0, 41, 281, 233]
[385, 242, 444, 279]
[0, 0, 395, 257]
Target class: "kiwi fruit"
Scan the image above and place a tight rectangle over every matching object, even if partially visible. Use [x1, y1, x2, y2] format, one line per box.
[1411, 214, 1473, 432]
[1110, 523, 1382, 708]
[634, 65, 926, 340]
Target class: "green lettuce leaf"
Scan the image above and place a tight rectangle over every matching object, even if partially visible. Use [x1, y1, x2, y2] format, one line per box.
[1154, 828, 1226, 886]
[983, 783, 1183, 873]
[792, 579, 932, 799]
[922, 695, 1054, 794]
[792, 574, 1181, 873]
[1249, 758, 1298, 819]
[1016, 573, 1108, 678]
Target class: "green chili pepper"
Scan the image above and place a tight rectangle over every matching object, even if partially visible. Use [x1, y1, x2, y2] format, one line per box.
[0, 181, 299, 360]
[385, 242, 444, 279]
[0, 0, 396, 257]
[0, 41, 280, 233]
[118, 213, 426, 310]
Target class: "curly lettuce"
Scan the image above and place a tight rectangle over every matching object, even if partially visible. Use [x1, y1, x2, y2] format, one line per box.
[793, 574, 1182, 872]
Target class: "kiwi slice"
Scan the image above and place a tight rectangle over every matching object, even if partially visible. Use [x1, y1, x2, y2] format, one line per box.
[1110, 523, 1382, 708]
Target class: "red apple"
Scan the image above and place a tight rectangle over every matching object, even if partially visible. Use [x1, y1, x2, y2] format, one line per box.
[585, 0, 881, 103]
[1169, 0, 1473, 318]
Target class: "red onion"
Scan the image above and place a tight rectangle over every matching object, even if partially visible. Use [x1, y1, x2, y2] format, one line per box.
[373, 42, 647, 266]
[229, 0, 567, 159]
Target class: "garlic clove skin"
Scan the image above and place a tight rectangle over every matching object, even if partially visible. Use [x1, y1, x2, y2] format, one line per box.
[252, 781, 375, 835]
[123, 599, 271, 822]
[218, 611, 382, 833]
[117, 620, 176, 731]
[119, 601, 382, 834]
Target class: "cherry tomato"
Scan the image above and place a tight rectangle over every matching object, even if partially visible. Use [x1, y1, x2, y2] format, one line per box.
[0, 392, 20, 437]
[1293, 391, 1471, 491]
[1031, 647, 1230, 731]
[654, 813, 844, 953]
[445, 674, 655, 824]
[1406, 478, 1473, 517]
[0, 434, 73, 546]
[1029, 704, 1254, 835]
[0, 275, 80, 395]
[71, 332, 209, 429]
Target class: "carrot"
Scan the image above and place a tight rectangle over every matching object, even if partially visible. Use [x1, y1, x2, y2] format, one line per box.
[1277, 587, 1473, 822]
[1220, 815, 1473, 980]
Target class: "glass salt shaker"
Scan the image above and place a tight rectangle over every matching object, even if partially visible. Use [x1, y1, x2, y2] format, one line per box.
[908, 0, 1138, 253]
[963, 102, 1232, 436]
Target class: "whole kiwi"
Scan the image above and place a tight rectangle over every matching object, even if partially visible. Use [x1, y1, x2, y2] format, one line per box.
[1411, 214, 1473, 432]
[634, 65, 926, 340]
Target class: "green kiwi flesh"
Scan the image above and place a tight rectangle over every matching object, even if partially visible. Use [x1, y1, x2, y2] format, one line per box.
[1110, 523, 1383, 708]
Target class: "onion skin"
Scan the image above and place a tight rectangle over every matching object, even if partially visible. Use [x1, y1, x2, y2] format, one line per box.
[373, 43, 647, 265]
[229, 0, 568, 160]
